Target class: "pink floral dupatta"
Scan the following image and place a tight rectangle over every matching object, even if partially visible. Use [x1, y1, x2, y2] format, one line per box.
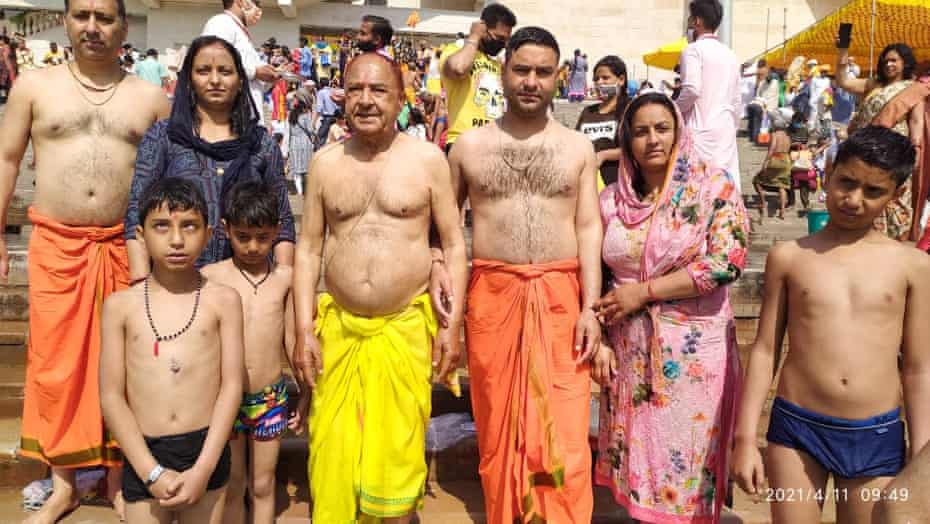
[610, 96, 748, 394]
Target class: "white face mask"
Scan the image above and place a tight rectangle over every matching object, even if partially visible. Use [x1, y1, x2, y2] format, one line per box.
[597, 84, 621, 99]
[686, 28, 696, 43]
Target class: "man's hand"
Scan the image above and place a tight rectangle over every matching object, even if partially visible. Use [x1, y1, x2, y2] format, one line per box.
[468, 20, 487, 43]
[432, 326, 460, 384]
[573, 308, 601, 364]
[148, 469, 182, 501]
[594, 282, 649, 326]
[590, 343, 616, 386]
[428, 261, 454, 328]
[731, 439, 766, 497]
[158, 467, 209, 508]
[298, 330, 323, 389]
[255, 64, 279, 83]
[0, 236, 8, 282]
[288, 390, 310, 435]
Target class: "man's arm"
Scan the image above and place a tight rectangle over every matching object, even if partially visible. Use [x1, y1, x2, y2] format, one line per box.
[428, 148, 468, 380]
[676, 45, 701, 117]
[293, 152, 327, 386]
[441, 21, 485, 80]
[573, 140, 603, 361]
[902, 252, 930, 458]
[0, 72, 34, 281]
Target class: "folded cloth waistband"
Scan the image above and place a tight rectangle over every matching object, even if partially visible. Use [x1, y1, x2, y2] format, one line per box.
[772, 397, 901, 430]
[471, 258, 579, 279]
[28, 207, 125, 242]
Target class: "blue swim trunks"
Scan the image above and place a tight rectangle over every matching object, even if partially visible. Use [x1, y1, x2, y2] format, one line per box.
[766, 397, 905, 479]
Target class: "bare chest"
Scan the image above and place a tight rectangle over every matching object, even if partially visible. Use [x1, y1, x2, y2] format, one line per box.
[323, 171, 431, 223]
[469, 145, 576, 200]
[790, 258, 906, 314]
[33, 102, 148, 145]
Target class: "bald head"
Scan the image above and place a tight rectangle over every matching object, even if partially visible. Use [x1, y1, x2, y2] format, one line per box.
[344, 52, 404, 95]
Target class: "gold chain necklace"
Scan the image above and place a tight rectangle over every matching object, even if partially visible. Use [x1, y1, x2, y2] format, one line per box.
[68, 62, 124, 106]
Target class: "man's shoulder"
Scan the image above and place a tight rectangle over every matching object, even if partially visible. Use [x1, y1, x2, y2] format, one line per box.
[203, 280, 242, 308]
[104, 286, 139, 314]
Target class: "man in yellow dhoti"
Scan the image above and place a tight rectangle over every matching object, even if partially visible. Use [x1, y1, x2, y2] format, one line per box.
[293, 52, 468, 523]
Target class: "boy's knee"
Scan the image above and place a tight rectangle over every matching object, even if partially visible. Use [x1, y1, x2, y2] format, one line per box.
[251, 473, 276, 500]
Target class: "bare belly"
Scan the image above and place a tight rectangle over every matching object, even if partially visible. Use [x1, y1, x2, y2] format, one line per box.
[323, 229, 431, 317]
[244, 327, 285, 393]
[778, 323, 902, 419]
[31, 136, 137, 226]
[127, 353, 221, 437]
[471, 200, 578, 263]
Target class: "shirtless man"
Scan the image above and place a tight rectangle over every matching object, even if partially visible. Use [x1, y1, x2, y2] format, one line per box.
[0, 0, 169, 521]
[293, 52, 467, 523]
[447, 27, 602, 523]
[732, 126, 930, 524]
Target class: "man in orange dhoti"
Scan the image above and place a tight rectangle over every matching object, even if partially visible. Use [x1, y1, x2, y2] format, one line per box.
[0, 0, 170, 520]
[445, 27, 604, 523]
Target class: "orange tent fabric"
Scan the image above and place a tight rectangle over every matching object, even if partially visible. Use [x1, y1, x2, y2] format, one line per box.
[761, 0, 930, 70]
[466, 258, 592, 523]
[19, 208, 128, 467]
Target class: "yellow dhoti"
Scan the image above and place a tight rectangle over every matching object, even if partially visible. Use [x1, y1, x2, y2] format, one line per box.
[309, 293, 436, 522]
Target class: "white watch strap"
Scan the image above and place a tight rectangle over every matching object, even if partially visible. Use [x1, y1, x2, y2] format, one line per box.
[146, 464, 165, 486]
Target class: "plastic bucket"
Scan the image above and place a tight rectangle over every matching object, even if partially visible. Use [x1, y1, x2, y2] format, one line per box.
[807, 209, 830, 234]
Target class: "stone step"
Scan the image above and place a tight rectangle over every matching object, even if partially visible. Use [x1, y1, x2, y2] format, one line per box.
[0, 285, 28, 323]
[0, 322, 27, 348]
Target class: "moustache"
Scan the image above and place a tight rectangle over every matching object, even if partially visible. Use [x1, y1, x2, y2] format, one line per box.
[80, 34, 104, 43]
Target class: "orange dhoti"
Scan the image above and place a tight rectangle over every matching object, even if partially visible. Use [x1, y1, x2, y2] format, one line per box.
[19, 208, 128, 467]
[466, 258, 593, 523]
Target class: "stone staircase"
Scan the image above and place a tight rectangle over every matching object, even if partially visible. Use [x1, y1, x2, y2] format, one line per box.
[0, 103, 837, 522]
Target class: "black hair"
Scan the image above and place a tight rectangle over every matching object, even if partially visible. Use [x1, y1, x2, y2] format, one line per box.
[619, 92, 680, 193]
[505, 26, 560, 63]
[146, 48, 157, 57]
[481, 3, 517, 28]
[222, 180, 280, 228]
[410, 108, 426, 126]
[593, 55, 629, 119]
[757, 58, 767, 68]
[877, 43, 917, 85]
[299, 37, 308, 47]
[834, 125, 916, 187]
[362, 15, 393, 47]
[182, 36, 254, 137]
[222, 0, 234, 8]
[334, 108, 345, 120]
[689, 0, 723, 31]
[138, 178, 208, 226]
[65, 0, 126, 20]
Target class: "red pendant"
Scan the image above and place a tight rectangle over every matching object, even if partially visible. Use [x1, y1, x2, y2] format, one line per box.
[154, 340, 159, 357]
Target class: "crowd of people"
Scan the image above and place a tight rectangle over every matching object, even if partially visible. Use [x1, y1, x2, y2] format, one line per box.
[1, 0, 930, 523]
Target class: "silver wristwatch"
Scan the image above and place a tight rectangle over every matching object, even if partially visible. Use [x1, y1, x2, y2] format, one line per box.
[146, 464, 165, 487]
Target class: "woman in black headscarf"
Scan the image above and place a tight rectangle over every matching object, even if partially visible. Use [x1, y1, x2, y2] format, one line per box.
[125, 35, 295, 278]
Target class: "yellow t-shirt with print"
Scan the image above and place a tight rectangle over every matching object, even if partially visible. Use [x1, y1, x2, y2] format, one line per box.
[439, 47, 503, 145]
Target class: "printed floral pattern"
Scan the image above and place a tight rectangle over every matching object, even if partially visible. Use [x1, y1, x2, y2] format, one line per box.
[596, 163, 747, 523]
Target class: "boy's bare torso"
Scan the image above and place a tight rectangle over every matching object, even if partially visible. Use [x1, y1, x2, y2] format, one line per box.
[315, 136, 437, 316]
[776, 233, 921, 419]
[202, 260, 291, 392]
[26, 65, 167, 226]
[455, 122, 587, 264]
[114, 281, 229, 437]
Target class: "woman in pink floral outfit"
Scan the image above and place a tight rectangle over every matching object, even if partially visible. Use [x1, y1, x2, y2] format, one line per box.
[592, 91, 749, 523]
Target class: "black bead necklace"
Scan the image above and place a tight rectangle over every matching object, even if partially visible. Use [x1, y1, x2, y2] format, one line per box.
[144, 274, 203, 357]
[237, 259, 271, 295]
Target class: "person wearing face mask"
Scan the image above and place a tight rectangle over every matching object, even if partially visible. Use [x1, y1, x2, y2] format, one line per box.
[202, 0, 279, 125]
[356, 15, 393, 57]
[677, 0, 742, 191]
[439, 2, 516, 154]
[575, 55, 629, 188]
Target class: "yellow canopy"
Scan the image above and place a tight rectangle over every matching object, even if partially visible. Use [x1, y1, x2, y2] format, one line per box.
[762, 0, 930, 71]
[643, 38, 688, 71]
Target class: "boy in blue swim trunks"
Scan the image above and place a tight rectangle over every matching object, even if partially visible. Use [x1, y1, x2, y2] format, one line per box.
[100, 178, 244, 523]
[202, 181, 309, 524]
[732, 126, 930, 524]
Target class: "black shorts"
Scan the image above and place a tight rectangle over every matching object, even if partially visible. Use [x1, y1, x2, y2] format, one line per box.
[122, 427, 231, 502]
